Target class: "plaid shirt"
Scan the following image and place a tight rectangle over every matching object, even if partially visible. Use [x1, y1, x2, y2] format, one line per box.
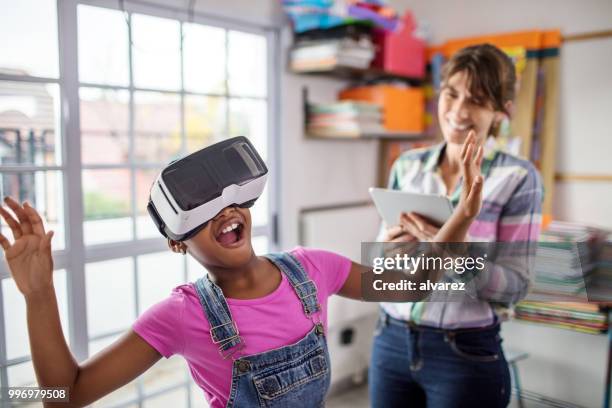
[380, 141, 543, 328]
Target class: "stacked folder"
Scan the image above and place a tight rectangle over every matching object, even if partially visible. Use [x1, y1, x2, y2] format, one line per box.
[587, 233, 612, 301]
[306, 100, 384, 137]
[290, 37, 376, 72]
[515, 222, 611, 334]
[514, 301, 608, 335]
[530, 221, 601, 296]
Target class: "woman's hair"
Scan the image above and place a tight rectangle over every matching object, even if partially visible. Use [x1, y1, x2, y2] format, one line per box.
[441, 43, 517, 116]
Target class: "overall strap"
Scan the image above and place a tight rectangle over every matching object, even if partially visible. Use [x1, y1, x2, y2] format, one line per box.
[265, 252, 321, 317]
[193, 276, 244, 359]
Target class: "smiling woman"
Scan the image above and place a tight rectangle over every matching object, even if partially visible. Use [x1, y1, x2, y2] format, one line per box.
[439, 44, 516, 144]
[371, 43, 544, 408]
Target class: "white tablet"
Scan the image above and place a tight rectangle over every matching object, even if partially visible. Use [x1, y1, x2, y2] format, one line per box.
[369, 187, 453, 226]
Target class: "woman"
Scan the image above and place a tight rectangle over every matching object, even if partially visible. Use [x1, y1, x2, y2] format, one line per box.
[369, 43, 543, 408]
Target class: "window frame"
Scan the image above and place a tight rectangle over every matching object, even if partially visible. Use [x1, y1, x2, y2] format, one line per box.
[0, 0, 280, 404]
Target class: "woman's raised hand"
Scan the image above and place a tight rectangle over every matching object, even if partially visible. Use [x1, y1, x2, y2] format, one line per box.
[0, 197, 54, 297]
[457, 131, 484, 220]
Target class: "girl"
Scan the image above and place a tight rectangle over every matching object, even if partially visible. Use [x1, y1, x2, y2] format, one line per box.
[0, 135, 483, 407]
[370, 43, 543, 408]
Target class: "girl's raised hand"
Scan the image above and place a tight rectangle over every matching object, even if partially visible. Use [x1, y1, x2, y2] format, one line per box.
[0, 197, 54, 297]
[457, 131, 484, 219]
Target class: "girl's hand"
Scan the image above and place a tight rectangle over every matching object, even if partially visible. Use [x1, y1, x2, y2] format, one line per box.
[399, 212, 441, 242]
[0, 197, 54, 297]
[456, 131, 484, 220]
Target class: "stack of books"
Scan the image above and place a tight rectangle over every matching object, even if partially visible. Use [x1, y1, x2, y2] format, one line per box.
[598, 232, 612, 267]
[514, 301, 607, 335]
[306, 100, 384, 137]
[587, 232, 612, 302]
[530, 221, 601, 297]
[515, 222, 611, 334]
[290, 37, 376, 72]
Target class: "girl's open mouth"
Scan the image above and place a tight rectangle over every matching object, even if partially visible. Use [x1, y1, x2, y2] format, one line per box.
[215, 219, 245, 248]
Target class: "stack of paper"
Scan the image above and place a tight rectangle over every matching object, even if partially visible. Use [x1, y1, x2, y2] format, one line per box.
[516, 223, 611, 334]
[515, 302, 607, 334]
[598, 233, 612, 267]
[307, 100, 384, 137]
[531, 221, 601, 296]
[290, 37, 376, 71]
[586, 233, 612, 301]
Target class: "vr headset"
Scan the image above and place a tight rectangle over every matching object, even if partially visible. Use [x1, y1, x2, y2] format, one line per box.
[147, 136, 268, 241]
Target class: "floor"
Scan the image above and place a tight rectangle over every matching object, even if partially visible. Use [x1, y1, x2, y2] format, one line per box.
[326, 385, 564, 408]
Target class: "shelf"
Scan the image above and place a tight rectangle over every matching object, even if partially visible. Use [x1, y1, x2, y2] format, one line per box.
[291, 65, 423, 86]
[305, 131, 428, 141]
[302, 86, 428, 142]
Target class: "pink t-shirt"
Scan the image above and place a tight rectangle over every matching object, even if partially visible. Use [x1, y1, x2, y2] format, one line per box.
[132, 247, 351, 407]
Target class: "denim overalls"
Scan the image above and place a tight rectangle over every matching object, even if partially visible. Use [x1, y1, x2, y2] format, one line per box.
[193, 253, 331, 407]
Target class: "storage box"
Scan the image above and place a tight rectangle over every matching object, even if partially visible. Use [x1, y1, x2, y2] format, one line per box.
[371, 11, 426, 79]
[339, 85, 425, 133]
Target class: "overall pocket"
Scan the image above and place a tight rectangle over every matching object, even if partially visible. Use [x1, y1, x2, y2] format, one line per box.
[446, 331, 501, 363]
[253, 347, 330, 407]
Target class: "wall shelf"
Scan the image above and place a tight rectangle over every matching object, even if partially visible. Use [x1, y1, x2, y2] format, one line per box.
[305, 131, 428, 141]
[291, 65, 423, 86]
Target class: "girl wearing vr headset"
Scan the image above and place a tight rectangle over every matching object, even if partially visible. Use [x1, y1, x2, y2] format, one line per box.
[0, 134, 484, 407]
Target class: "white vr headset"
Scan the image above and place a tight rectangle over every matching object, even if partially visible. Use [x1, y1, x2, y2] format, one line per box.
[147, 136, 268, 241]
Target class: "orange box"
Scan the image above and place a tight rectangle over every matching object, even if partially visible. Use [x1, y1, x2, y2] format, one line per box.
[339, 85, 425, 133]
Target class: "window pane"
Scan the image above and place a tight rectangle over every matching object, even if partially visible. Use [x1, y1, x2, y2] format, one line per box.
[83, 169, 133, 245]
[229, 99, 267, 161]
[143, 385, 187, 408]
[252, 235, 269, 255]
[184, 95, 226, 153]
[0, 0, 58, 78]
[140, 357, 188, 396]
[86, 258, 135, 338]
[0, 81, 62, 166]
[191, 383, 210, 408]
[78, 5, 129, 86]
[135, 168, 162, 239]
[250, 184, 269, 229]
[187, 256, 207, 283]
[137, 252, 185, 313]
[134, 91, 181, 163]
[132, 14, 181, 91]
[0, 170, 66, 250]
[228, 31, 267, 97]
[80, 88, 129, 165]
[183, 24, 226, 94]
[90, 335, 139, 407]
[7, 361, 37, 388]
[3, 270, 68, 360]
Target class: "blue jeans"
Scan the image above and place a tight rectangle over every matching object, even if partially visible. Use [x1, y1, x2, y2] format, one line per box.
[369, 312, 511, 408]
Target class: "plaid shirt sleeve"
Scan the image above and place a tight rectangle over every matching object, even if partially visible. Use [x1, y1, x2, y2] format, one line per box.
[468, 164, 544, 304]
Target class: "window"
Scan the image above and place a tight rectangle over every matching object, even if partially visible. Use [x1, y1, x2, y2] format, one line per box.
[0, 1, 276, 406]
